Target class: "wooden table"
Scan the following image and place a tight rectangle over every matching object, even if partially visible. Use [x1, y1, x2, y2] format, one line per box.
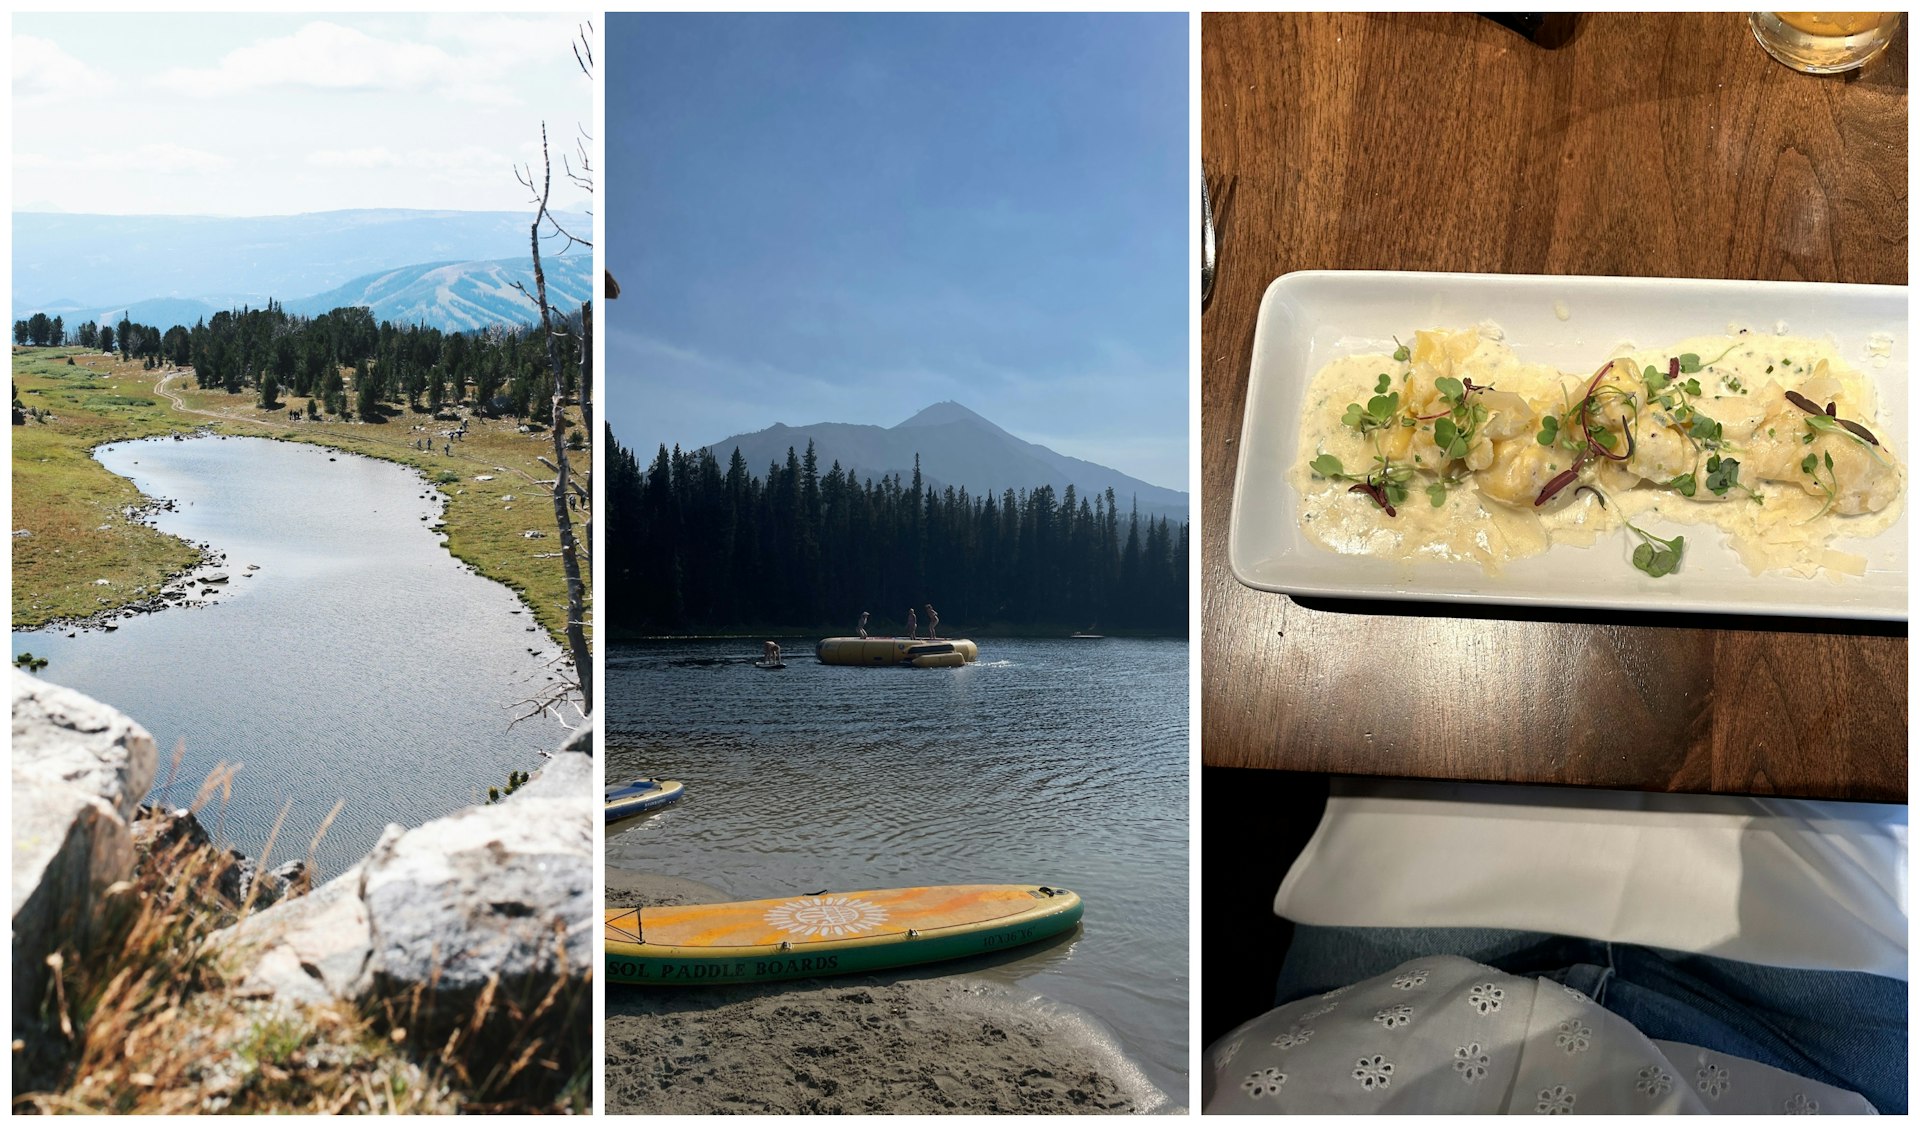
[1201, 12, 1908, 801]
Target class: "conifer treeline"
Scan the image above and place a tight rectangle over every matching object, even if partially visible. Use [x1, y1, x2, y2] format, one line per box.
[607, 429, 1188, 635]
[15, 304, 581, 422]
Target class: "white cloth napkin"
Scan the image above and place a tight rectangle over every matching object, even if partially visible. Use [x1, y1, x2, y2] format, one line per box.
[1274, 779, 1907, 979]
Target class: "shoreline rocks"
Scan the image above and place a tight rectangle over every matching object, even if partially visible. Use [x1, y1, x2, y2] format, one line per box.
[11, 672, 158, 1091]
[130, 805, 309, 912]
[219, 724, 594, 1045]
[13, 670, 594, 1098]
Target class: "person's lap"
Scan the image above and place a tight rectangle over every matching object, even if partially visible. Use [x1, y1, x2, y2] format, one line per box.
[1274, 923, 1906, 1114]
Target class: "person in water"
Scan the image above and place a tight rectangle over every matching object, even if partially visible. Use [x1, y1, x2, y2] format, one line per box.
[925, 604, 939, 640]
[857, 610, 870, 639]
[762, 640, 781, 664]
[906, 608, 917, 638]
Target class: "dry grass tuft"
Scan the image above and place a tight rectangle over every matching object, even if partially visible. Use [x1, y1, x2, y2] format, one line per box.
[13, 773, 587, 1114]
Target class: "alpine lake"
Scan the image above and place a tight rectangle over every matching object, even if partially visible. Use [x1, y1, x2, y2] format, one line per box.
[12, 434, 573, 880]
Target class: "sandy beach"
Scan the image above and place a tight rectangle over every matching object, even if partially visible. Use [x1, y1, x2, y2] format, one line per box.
[603, 868, 1174, 1115]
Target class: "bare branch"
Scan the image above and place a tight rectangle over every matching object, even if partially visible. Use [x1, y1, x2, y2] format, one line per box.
[506, 649, 585, 732]
[574, 21, 595, 77]
[536, 456, 592, 500]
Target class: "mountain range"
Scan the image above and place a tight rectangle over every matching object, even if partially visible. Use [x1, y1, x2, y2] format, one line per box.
[702, 401, 1187, 521]
[12, 208, 592, 333]
[21, 256, 590, 337]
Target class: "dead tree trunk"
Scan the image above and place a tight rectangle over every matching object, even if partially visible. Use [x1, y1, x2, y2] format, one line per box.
[521, 124, 593, 716]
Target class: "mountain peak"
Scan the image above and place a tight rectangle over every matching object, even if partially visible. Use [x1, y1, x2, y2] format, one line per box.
[703, 402, 1187, 521]
[895, 401, 994, 430]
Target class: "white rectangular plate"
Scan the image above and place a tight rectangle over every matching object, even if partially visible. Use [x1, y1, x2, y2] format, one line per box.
[1228, 271, 1908, 620]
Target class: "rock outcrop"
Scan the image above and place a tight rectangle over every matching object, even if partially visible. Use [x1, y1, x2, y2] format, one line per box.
[11, 671, 159, 1088]
[221, 725, 593, 1044]
[130, 805, 308, 910]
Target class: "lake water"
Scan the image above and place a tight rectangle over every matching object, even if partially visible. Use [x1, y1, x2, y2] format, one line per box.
[606, 636, 1189, 1103]
[12, 435, 571, 878]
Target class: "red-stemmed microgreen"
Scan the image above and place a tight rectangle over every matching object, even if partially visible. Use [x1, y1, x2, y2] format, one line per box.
[1310, 452, 1412, 518]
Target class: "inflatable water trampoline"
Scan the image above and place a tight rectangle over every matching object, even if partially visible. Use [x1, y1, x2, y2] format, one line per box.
[814, 637, 979, 667]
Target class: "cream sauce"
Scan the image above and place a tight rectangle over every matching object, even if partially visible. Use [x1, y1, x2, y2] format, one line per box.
[1292, 328, 1904, 579]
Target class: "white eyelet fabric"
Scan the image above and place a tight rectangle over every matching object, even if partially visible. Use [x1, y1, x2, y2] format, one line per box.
[1202, 955, 1874, 1115]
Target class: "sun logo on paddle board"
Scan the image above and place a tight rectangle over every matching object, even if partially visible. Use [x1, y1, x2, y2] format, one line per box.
[764, 896, 890, 938]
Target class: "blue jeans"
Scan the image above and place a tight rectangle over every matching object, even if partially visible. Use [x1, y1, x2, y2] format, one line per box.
[1273, 925, 1906, 1115]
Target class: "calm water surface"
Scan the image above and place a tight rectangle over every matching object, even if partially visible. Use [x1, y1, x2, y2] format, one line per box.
[13, 435, 570, 877]
[606, 636, 1189, 1102]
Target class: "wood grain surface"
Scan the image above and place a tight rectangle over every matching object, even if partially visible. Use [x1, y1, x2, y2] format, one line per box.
[1201, 12, 1907, 801]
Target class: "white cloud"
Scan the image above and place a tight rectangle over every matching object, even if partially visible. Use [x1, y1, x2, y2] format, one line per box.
[430, 14, 590, 63]
[14, 34, 115, 106]
[18, 144, 232, 174]
[306, 145, 508, 173]
[152, 21, 517, 105]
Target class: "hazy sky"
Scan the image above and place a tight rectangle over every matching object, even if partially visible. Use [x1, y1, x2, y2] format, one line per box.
[606, 13, 1189, 492]
[13, 13, 593, 216]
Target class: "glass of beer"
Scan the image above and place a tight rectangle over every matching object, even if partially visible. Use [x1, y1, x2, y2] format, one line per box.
[1749, 12, 1902, 74]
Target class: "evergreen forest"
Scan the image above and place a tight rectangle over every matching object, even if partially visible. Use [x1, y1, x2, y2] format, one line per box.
[607, 430, 1188, 636]
[14, 303, 582, 424]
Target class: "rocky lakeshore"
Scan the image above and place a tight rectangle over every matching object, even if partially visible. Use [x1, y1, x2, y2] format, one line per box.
[25, 548, 243, 637]
[602, 866, 1174, 1115]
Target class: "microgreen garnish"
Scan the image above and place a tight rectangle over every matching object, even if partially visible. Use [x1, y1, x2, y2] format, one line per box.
[1344, 456, 1413, 517]
[1432, 416, 1470, 460]
[1703, 454, 1742, 497]
[1535, 415, 1559, 446]
[1312, 448, 1413, 519]
[1697, 342, 1741, 369]
[1669, 473, 1697, 497]
[1783, 389, 1823, 415]
[1374, 373, 1392, 394]
[1426, 482, 1448, 507]
[1681, 408, 1722, 447]
[1342, 391, 1401, 435]
[1626, 522, 1685, 578]
[1391, 337, 1410, 363]
[1800, 449, 1838, 518]
[1535, 462, 1585, 506]
[1786, 388, 1882, 450]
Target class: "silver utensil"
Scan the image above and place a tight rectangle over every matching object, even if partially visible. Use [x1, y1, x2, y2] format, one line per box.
[1201, 174, 1216, 308]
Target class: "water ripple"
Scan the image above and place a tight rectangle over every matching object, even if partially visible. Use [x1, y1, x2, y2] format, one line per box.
[607, 636, 1189, 1095]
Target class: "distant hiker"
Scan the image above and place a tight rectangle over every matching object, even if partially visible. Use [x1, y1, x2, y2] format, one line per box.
[858, 611, 870, 639]
[926, 604, 939, 640]
[444, 443, 451, 455]
[906, 608, 917, 638]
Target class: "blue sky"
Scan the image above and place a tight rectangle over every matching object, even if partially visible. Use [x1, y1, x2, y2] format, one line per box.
[606, 13, 1189, 491]
[13, 13, 592, 215]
